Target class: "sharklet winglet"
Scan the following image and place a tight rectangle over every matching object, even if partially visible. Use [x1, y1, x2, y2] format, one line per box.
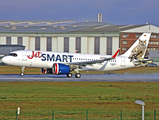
[112, 48, 120, 58]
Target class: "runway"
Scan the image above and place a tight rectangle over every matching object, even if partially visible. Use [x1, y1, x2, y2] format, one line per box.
[0, 73, 159, 81]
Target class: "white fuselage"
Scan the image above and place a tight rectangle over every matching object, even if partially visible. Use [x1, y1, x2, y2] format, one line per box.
[2, 50, 135, 71]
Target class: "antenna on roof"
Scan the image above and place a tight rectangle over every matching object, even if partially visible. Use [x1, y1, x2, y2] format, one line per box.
[98, 13, 102, 22]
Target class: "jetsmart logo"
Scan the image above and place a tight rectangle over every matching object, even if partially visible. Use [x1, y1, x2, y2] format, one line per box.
[27, 51, 42, 59]
[27, 51, 73, 62]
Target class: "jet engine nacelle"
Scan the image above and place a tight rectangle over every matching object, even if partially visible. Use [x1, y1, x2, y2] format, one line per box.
[52, 63, 70, 74]
[41, 63, 70, 74]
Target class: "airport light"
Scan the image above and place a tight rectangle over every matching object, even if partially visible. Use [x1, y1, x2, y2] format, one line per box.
[135, 100, 145, 120]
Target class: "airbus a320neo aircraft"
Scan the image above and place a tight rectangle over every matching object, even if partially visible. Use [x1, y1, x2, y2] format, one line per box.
[2, 33, 151, 78]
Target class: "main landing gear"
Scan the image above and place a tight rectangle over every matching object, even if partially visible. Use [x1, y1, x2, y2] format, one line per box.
[20, 67, 25, 76]
[67, 67, 81, 78]
[66, 73, 81, 78]
[74, 67, 81, 78]
[75, 73, 81, 78]
[67, 73, 72, 78]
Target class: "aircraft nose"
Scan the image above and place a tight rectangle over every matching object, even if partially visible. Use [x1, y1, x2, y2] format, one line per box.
[2, 56, 8, 64]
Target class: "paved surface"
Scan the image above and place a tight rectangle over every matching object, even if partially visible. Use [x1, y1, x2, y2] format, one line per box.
[0, 74, 158, 81]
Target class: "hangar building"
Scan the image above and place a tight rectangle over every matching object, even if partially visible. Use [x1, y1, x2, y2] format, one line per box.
[0, 20, 120, 56]
[0, 20, 159, 59]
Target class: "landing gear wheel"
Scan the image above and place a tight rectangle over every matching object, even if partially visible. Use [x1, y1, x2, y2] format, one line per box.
[20, 72, 24, 76]
[67, 73, 72, 78]
[75, 73, 81, 78]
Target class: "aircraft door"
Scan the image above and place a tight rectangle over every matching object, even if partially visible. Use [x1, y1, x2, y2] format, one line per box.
[22, 52, 27, 61]
[121, 58, 125, 67]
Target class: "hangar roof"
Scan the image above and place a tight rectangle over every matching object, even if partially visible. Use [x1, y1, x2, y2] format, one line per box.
[0, 20, 75, 26]
[121, 24, 159, 33]
[71, 24, 144, 32]
[0, 20, 148, 34]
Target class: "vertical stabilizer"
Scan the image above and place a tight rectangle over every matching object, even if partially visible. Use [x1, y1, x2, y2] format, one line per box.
[122, 33, 151, 62]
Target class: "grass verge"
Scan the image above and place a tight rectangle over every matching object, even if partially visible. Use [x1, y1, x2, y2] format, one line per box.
[0, 81, 159, 119]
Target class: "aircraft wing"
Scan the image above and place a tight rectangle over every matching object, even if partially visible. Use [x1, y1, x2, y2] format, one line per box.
[68, 49, 120, 67]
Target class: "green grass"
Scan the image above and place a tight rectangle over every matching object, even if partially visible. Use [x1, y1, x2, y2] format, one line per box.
[0, 66, 159, 119]
[0, 81, 159, 119]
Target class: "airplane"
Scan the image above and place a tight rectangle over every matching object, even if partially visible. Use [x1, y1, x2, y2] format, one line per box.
[2, 33, 151, 78]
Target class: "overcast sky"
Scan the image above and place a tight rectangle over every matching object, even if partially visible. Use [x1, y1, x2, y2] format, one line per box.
[0, 0, 159, 26]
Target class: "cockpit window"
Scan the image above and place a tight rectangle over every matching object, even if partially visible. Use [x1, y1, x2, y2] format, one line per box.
[8, 53, 17, 57]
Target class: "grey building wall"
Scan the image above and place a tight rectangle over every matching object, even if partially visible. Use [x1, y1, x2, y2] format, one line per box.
[0, 45, 25, 56]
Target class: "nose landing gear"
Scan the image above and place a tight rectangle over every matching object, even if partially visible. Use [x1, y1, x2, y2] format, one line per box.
[20, 67, 25, 76]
